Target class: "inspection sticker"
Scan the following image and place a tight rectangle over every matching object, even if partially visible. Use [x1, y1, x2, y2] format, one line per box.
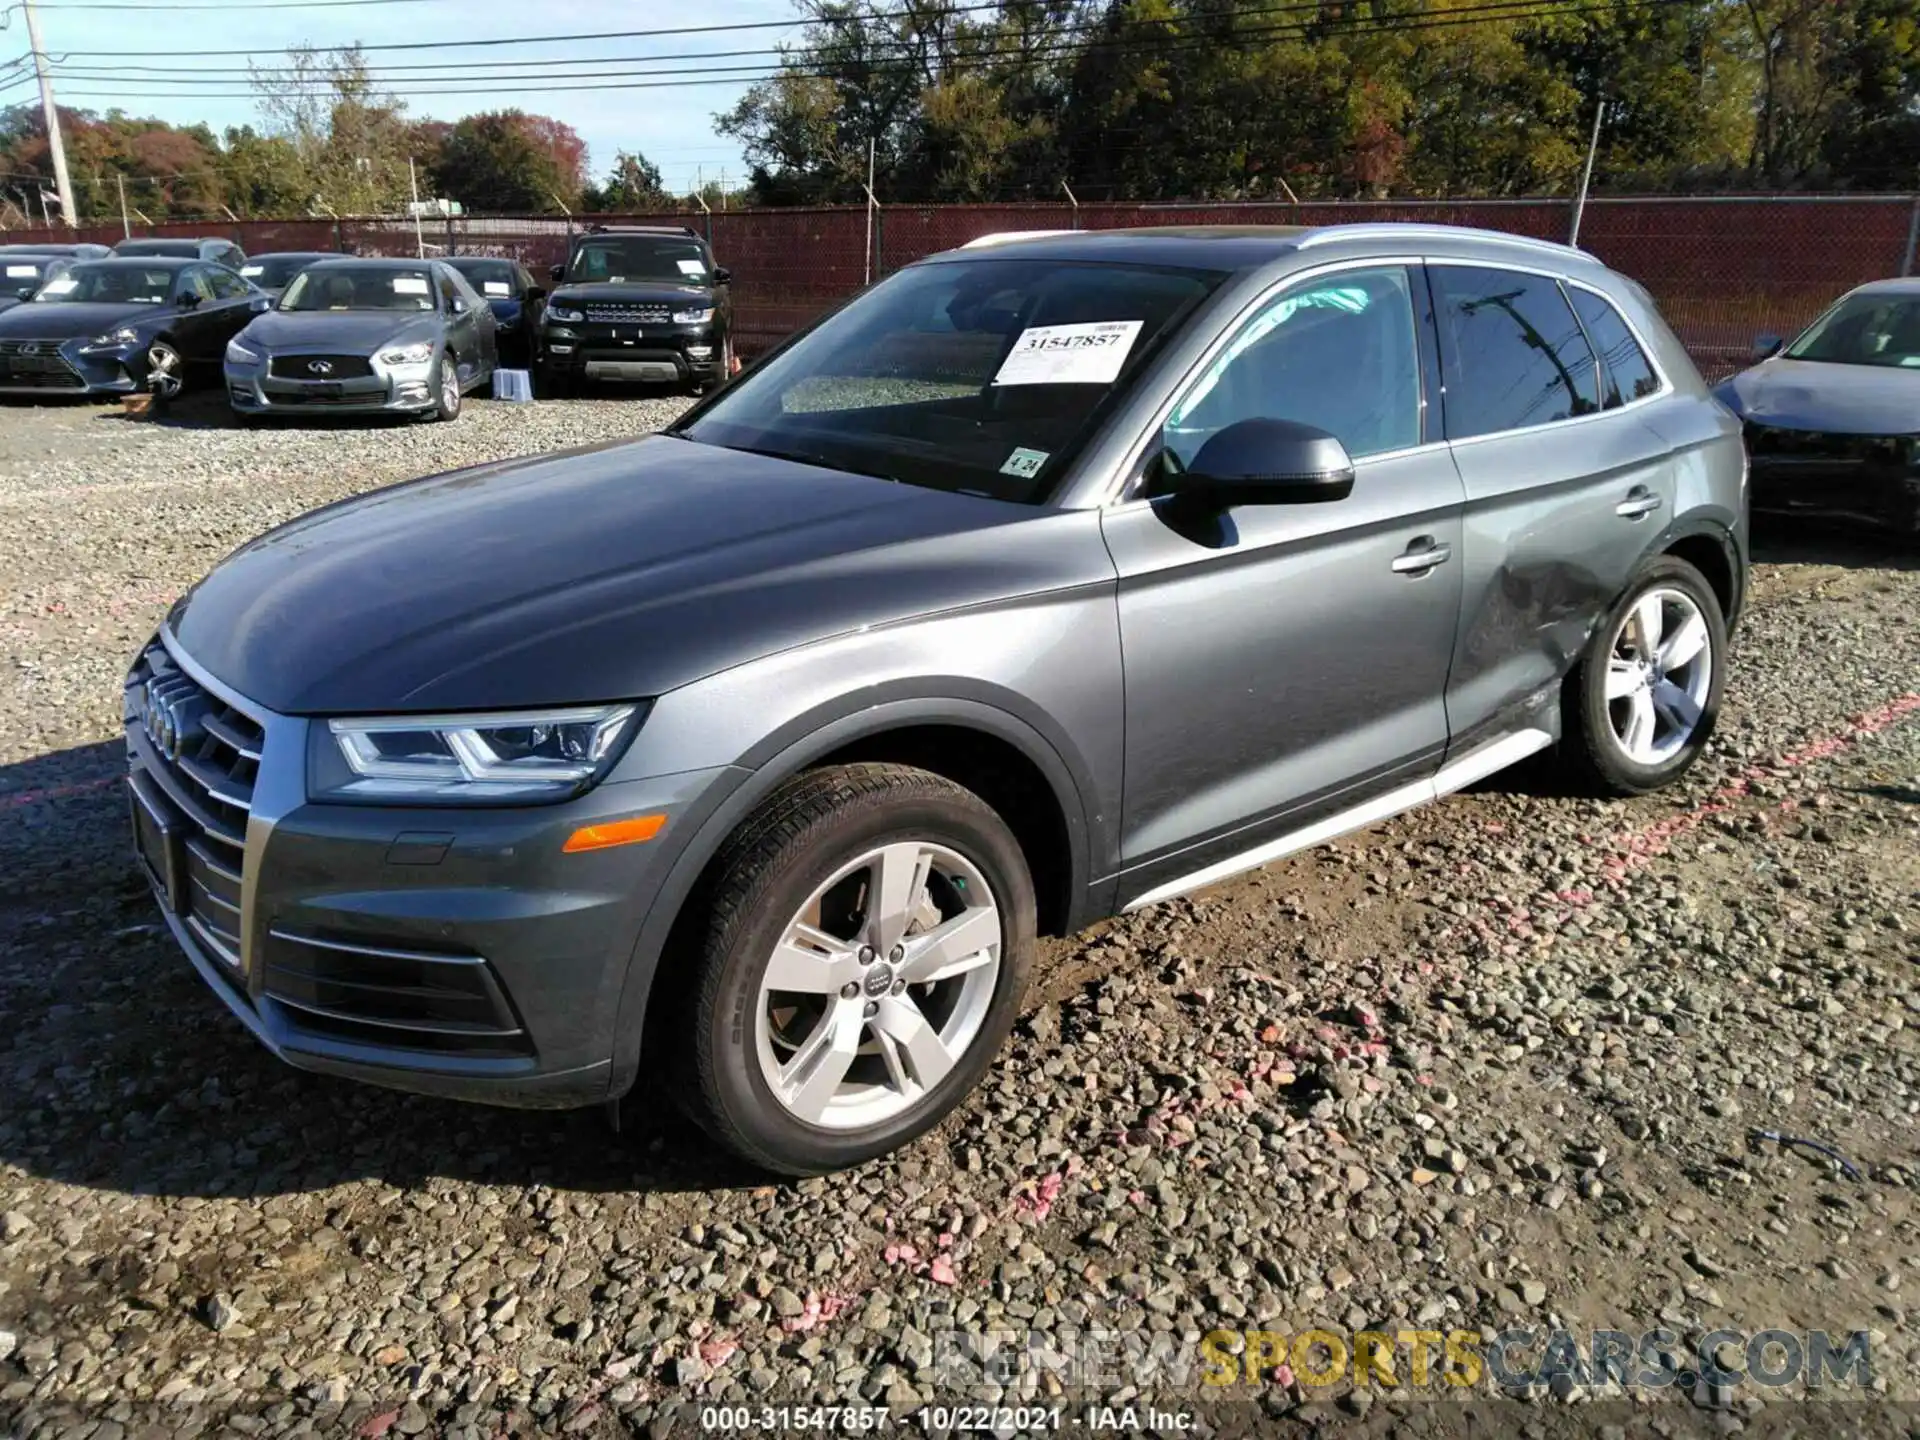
[993, 319, 1143, 386]
[1000, 446, 1050, 478]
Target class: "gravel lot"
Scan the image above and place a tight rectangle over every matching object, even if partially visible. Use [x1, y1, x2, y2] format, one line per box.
[1, 393, 1917, 1438]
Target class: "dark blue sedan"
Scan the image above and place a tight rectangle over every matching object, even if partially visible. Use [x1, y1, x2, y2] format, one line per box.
[447, 256, 544, 368]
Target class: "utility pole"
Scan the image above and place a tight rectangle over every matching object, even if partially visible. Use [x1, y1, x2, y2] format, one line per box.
[23, 0, 76, 227]
[1569, 100, 1605, 248]
[407, 155, 424, 258]
[115, 173, 129, 237]
[863, 136, 876, 286]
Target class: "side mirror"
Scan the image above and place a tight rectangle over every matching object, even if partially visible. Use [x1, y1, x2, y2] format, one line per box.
[177, 292, 201, 310]
[549, 263, 566, 283]
[524, 285, 546, 303]
[249, 295, 273, 313]
[451, 297, 468, 315]
[713, 266, 733, 286]
[1752, 333, 1784, 361]
[1162, 419, 1356, 506]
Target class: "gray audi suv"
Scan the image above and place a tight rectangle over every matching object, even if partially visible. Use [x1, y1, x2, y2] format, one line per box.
[126, 224, 1747, 1174]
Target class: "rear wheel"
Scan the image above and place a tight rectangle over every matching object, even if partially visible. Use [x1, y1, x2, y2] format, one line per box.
[1561, 556, 1726, 795]
[674, 763, 1035, 1175]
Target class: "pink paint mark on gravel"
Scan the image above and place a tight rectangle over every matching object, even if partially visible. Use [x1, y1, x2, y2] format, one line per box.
[779, 1292, 853, 1334]
[0, 773, 120, 812]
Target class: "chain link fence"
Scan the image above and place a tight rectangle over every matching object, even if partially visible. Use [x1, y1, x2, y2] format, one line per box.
[13, 196, 1918, 378]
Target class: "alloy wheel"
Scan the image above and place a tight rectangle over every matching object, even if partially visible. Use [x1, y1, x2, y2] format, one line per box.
[440, 362, 461, 416]
[754, 841, 1001, 1130]
[1604, 586, 1713, 765]
[146, 342, 182, 399]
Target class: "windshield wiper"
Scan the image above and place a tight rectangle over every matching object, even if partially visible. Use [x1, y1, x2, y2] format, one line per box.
[718, 442, 904, 485]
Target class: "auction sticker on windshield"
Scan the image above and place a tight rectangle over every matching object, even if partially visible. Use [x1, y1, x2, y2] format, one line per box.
[483, 282, 510, 296]
[5, 265, 36, 277]
[393, 277, 429, 296]
[677, 259, 706, 276]
[993, 320, 1143, 386]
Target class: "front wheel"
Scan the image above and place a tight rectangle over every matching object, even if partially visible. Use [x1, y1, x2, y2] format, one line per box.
[674, 763, 1035, 1176]
[145, 339, 185, 400]
[432, 353, 462, 422]
[1561, 556, 1727, 795]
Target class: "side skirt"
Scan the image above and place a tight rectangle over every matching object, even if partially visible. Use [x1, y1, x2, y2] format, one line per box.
[1119, 728, 1555, 913]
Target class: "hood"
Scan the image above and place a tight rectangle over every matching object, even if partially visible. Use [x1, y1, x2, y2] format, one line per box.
[0, 300, 165, 340]
[241, 309, 439, 352]
[169, 434, 1092, 714]
[1718, 358, 1920, 435]
[0, 297, 20, 315]
[550, 280, 711, 309]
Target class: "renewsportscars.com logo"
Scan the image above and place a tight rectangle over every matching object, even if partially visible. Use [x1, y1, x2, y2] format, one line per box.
[927, 1326, 1876, 1396]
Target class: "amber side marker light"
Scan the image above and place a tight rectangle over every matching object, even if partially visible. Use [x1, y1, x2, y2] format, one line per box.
[563, 813, 668, 853]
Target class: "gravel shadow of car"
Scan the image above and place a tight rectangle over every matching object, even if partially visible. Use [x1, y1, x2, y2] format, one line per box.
[0, 740, 765, 1201]
[1750, 518, 1920, 571]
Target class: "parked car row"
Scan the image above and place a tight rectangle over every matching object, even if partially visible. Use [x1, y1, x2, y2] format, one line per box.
[0, 225, 739, 417]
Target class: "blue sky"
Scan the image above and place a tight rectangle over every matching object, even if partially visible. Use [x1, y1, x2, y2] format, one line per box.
[9, 0, 797, 192]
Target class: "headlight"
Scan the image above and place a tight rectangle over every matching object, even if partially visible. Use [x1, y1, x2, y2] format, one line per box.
[672, 306, 715, 325]
[79, 327, 139, 353]
[313, 704, 644, 804]
[380, 342, 433, 366]
[547, 305, 585, 324]
[226, 338, 261, 365]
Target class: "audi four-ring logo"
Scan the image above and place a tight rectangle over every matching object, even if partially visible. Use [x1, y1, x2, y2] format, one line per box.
[307, 360, 333, 375]
[141, 678, 203, 762]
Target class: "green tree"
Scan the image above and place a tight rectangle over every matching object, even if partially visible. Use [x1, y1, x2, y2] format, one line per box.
[427, 110, 588, 212]
[583, 149, 669, 210]
[249, 45, 412, 214]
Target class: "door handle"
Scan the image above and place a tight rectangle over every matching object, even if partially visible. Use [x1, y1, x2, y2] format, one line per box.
[1616, 487, 1663, 519]
[1391, 537, 1453, 574]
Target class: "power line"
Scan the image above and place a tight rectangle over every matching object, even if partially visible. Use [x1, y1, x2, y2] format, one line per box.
[38, 0, 1704, 98]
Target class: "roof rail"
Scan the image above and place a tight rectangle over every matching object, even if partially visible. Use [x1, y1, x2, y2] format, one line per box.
[959, 229, 1077, 249]
[1293, 223, 1589, 258]
[585, 223, 700, 238]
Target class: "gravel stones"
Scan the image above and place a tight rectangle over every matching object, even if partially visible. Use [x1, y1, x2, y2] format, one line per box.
[1, 397, 1918, 1433]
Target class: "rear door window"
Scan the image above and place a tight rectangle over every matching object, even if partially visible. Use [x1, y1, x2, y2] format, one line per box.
[1568, 287, 1660, 406]
[1430, 265, 1601, 439]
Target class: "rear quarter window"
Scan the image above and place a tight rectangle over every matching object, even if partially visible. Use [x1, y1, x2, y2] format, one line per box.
[1570, 287, 1661, 406]
[1430, 265, 1601, 439]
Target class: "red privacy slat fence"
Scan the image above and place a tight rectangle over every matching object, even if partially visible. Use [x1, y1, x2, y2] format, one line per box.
[14, 195, 1916, 378]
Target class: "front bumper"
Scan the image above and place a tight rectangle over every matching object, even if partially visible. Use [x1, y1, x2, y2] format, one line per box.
[539, 321, 721, 385]
[125, 629, 729, 1108]
[1745, 425, 1920, 535]
[0, 339, 140, 396]
[225, 355, 438, 416]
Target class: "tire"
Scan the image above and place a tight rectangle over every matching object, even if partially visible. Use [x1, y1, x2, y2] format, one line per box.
[431, 353, 462, 422]
[674, 763, 1036, 1176]
[145, 338, 185, 400]
[1560, 555, 1727, 796]
[698, 335, 734, 394]
[538, 364, 573, 400]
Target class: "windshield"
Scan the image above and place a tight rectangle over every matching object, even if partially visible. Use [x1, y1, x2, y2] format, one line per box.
[33, 263, 172, 304]
[674, 257, 1222, 503]
[0, 257, 64, 300]
[241, 255, 325, 290]
[450, 259, 519, 297]
[1785, 291, 1920, 368]
[568, 236, 708, 284]
[280, 266, 437, 312]
[117, 241, 194, 257]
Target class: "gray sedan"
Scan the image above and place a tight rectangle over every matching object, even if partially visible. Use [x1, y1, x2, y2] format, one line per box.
[224, 257, 497, 421]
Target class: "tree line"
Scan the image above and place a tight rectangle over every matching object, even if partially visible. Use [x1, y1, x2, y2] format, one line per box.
[2, 0, 1918, 223]
[0, 47, 702, 225]
[719, 0, 1920, 203]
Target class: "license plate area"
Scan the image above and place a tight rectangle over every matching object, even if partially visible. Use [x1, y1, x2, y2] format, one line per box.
[129, 774, 186, 914]
[309, 381, 343, 398]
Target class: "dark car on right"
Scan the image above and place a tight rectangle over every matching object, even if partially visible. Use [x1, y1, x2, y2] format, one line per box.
[1716, 277, 1920, 536]
[447, 256, 544, 367]
[537, 225, 732, 395]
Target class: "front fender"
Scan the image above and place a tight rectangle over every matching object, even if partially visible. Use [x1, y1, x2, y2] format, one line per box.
[602, 693, 1103, 1100]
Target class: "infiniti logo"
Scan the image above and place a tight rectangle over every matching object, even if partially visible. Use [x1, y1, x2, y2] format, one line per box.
[307, 359, 333, 375]
[20, 343, 39, 356]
